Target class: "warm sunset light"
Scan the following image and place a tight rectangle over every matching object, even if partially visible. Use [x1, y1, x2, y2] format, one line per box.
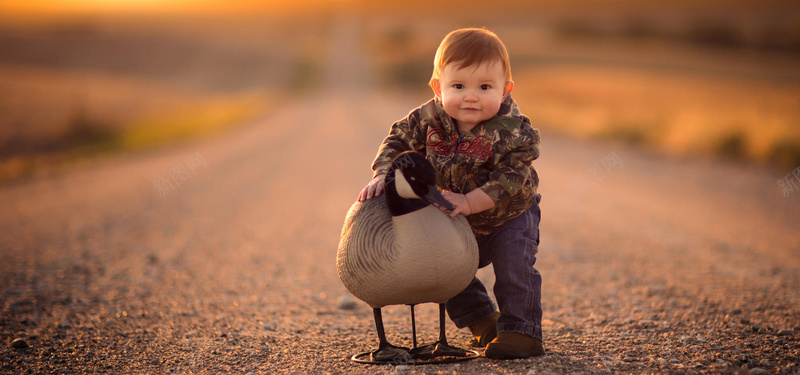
[0, 0, 201, 14]
[0, 0, 345, 16]
[1, 0, 798, 372]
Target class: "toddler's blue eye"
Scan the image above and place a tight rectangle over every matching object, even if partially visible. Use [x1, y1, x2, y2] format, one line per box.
[453, 84, 463, 89]
[481, 84, 490, 90]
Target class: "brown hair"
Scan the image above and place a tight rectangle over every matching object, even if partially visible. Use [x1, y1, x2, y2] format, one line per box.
[430, 27, 512, 86]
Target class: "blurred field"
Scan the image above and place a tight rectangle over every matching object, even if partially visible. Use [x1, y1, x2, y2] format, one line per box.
[360, 0, 800, 167]
[0, 14, 329, 180]
[511, 45, 800, 166]
[1, 0, 799, 182]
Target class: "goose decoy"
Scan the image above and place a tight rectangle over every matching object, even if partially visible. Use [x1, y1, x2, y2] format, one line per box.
[337, 151, 480, 364]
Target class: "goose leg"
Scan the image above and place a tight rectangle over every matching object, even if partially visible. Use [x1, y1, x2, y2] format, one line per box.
[370, 308, 412, 363]
[429, 303, 470, 358]
[409, 303, 470, 360]
[410, 304, 418, 348]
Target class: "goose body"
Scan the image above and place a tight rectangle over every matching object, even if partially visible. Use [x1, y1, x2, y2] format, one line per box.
[337, 151, 480, 363]
[337, 195, 478, 308]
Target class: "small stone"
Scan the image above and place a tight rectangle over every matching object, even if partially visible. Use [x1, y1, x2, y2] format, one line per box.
[11, 338, 29, 349]
[670, 359, 682, 364]
[732, 307, 742, 314]
[741, 317, 751, 324]
[622, 356, 636, 362]
[777, 329, 793, 336]
[759, 359, 771, 367]
[337, 294, 358, 310]
[750, 368, 769, 375]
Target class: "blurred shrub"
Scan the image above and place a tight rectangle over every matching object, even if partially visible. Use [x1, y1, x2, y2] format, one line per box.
[596, 123, 648, 146]
[61, 111, 120, 154]
[292, 54, 321, 91]
[683, 19, 746, 48]
[551, 16, 800, 52]
[389, 59, 431, 88]
[754, 23, 800, 52]
[0, 110, 116, 157]
[554, 19, 601, 38]
[715, 131, 748, 160]
[768, 139, 800, 168]
[620, 18, 658, 40]
[371, 25, 432, 90]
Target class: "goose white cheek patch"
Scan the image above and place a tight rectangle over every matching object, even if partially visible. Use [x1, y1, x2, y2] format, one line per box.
[394, 169, 421, 199]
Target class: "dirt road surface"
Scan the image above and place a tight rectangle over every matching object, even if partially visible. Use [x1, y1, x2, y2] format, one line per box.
[2, 13, 799, 375]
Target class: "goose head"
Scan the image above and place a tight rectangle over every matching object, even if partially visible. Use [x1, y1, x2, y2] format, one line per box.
[385, 152, 453, 216]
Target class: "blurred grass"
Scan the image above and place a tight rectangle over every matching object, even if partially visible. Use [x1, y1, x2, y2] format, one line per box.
[118, 94, 266, 151]
[0, 93, 268, 182]
[0, 14, 329, 183]
[512, 66, 800, 167]
[2, 0, 800, 182]
[362, 8, 800, 168]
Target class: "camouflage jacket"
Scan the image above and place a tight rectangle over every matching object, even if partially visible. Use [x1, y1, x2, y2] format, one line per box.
[371, 95, 540, 236]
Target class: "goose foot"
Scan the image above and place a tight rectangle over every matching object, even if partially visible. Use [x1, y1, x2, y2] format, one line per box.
[370, 344, 413, 364]
[410, 341, 470, 360]
[408, 303, 472, 360]
[363, 307, 413, 364]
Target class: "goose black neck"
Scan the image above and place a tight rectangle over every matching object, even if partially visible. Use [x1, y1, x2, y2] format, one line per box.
[385, 168, 429, 217]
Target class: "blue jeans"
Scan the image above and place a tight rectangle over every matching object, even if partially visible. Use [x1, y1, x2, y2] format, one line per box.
[445, 194, 543, 341]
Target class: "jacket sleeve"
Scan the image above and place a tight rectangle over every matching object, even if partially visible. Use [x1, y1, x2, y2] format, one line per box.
[479, 127, 540, 203]
[370, 111, 427, 178]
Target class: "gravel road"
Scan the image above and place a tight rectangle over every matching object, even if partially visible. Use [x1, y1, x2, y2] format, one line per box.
[2, 13, 799, 375]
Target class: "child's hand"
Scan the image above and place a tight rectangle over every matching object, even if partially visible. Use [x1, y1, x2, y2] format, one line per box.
[437, 190, 473, 217]
[436, 189, 496, 218]
[358, 174, 386, 202]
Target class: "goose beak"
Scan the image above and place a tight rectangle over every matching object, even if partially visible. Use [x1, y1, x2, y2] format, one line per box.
[424, 186, 455, 211]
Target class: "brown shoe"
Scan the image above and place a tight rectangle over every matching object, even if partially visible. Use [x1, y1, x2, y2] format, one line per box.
[484, 332, 545, 359]
[468, 312, 499, 347]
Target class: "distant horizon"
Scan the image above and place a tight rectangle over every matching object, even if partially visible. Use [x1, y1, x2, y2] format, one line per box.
[3, 0, 791, 20]
[0, 0, 348, 19]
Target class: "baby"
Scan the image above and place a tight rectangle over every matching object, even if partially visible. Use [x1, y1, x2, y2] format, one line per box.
[358, 27, 544, 359]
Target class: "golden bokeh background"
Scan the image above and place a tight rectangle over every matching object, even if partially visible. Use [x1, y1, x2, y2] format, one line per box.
[1, 0, 799, 180]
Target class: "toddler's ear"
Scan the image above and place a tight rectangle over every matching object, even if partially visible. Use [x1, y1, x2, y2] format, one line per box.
[503, 80, 514, 99]
[430, 79, 442, 99]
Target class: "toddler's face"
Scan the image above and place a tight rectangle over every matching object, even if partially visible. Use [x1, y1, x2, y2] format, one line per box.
[432, 60, 512, 131]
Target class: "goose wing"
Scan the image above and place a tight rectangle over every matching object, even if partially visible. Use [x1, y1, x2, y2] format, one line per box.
[337, 195, 396, 305]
